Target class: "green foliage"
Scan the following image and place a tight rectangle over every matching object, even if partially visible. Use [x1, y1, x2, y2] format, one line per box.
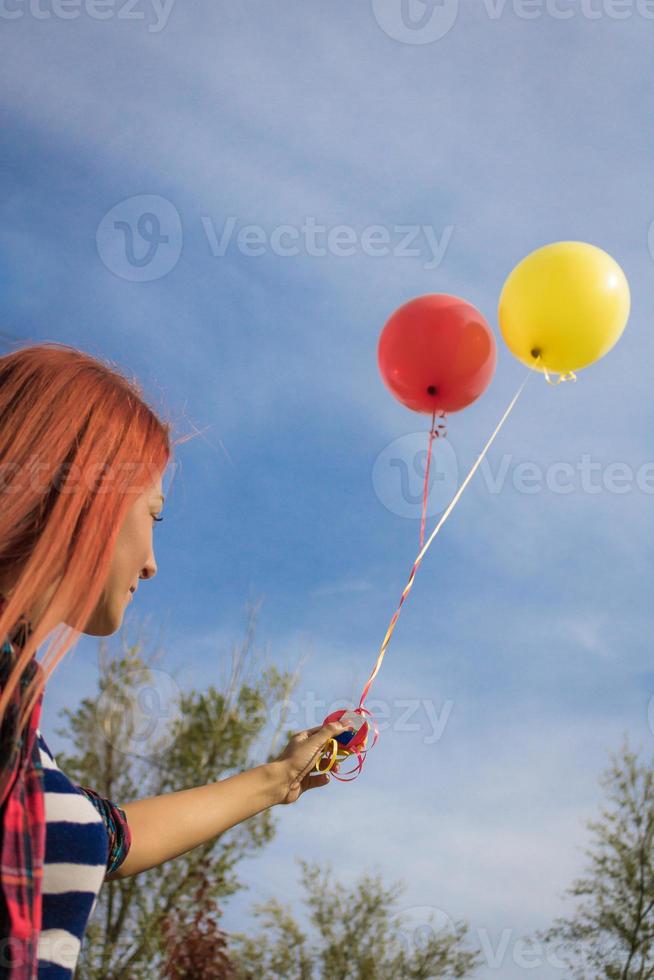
[51, 598, 480, 980]
[54, 601, 300, 979]
[538, 736, 654, 979]
[229, 859, 481, 979]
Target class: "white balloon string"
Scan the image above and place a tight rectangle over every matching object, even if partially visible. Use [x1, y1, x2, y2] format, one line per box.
[359, 364, 535, 708]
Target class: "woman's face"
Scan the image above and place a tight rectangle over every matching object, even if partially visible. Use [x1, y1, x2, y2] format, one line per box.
[82, 478, 164, 636]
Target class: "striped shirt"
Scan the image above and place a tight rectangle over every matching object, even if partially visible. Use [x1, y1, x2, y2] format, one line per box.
[1, 598, 132, 977]
[33, 730, 131, 978]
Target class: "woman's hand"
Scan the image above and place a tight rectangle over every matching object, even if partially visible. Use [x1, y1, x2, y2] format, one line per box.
[271, 721, 350, 805]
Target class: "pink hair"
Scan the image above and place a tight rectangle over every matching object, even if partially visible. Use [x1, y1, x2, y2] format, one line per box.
[0, 341, 192, 745]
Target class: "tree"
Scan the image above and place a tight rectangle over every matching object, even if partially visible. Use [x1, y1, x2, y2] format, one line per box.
[229, 858, 482, 979]
[538, 736, 654, 979]
[52, 599, 302, 979]
[160, 867, 235, 979]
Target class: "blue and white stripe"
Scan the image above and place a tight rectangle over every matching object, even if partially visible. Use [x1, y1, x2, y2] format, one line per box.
[35, 729, 109, 978]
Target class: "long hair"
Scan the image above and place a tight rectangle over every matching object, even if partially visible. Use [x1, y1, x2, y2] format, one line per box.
[0, 341, 189, 748]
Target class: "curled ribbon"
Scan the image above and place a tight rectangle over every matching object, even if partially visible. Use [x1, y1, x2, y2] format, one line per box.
[532, 351, 577, 386]
[420, 409, 447, 551]
[315, 706, 379, 782]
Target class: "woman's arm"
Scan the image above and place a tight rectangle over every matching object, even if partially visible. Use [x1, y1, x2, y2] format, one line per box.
[105, 720, 347, 881]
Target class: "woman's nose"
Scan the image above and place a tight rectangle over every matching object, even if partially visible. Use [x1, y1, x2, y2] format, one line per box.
[139, 559, 157, 582]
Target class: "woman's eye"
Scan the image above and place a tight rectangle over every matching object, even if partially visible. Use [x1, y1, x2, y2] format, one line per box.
[153, 515, 164, 523]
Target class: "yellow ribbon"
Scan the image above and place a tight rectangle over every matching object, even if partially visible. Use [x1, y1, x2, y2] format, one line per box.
[315, 737, 366, 775]
[315, 738, 337, 773]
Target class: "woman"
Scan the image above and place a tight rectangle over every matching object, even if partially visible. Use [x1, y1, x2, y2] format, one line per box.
[0, 342, 348, 977]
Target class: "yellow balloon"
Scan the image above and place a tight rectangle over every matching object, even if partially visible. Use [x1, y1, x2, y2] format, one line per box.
[498, 241, 630, 375]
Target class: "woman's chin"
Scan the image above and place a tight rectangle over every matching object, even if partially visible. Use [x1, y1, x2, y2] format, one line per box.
[81, 596, 126, 637]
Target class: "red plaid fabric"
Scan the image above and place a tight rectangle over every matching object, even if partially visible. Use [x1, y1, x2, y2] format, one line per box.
[0, 596, 46, 978]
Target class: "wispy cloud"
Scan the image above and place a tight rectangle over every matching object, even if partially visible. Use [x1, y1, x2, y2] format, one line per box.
[309, 577, 374, 597]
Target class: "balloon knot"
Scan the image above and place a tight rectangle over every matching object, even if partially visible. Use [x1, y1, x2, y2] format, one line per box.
[431, 411, 447, 439]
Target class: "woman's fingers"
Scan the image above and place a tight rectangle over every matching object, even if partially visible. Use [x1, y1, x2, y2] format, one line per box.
[303, 724, 327, 737]
[305, 771, 331, 790]
[309, 722, 349, 756]
[281, 722, 352, 788]
[295, 723, 345, 781]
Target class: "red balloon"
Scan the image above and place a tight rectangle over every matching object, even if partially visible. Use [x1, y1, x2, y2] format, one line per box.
[377, 294, 497, 414]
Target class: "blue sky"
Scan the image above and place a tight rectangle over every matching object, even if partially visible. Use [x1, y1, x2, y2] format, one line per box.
[3, 1, 654, 975]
